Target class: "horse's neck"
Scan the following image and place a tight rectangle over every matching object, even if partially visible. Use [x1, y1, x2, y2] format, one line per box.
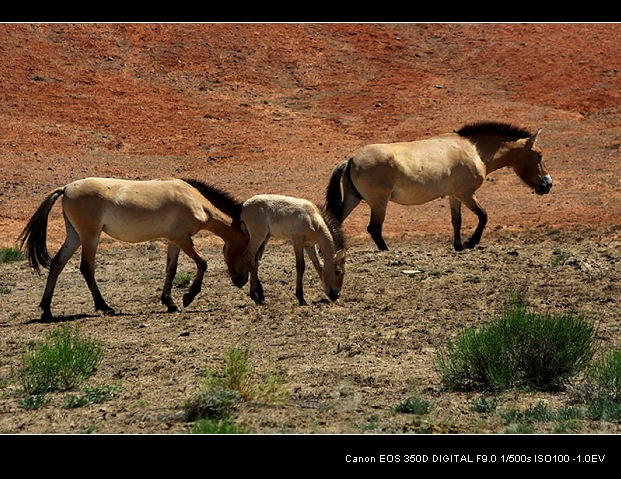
[314, 222, 337, 258]
[205, 215, 241, 242]
[474, 139, 516, 174]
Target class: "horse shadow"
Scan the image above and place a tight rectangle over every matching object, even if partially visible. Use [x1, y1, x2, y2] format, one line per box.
[25, 311, 132, 324]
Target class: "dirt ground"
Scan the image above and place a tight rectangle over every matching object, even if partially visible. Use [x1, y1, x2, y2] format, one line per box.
[1, 23, 621, 435]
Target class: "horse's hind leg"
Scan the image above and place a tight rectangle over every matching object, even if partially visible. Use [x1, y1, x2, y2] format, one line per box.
[450, 197, 464, 251]
[161, 241, 181, 312]
[80, 232, 115, 315]
[39, 219, 81, 321]
[367, 202, 390, 251]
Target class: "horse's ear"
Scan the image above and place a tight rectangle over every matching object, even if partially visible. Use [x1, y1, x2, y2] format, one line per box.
[334, 248, 347, 263]
[525, 129, 542, 150]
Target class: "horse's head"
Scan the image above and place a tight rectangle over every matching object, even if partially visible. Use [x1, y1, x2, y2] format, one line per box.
[512, 129, 553, 195]
[223, 226, 250, 288]
[321, 248, 347, 301]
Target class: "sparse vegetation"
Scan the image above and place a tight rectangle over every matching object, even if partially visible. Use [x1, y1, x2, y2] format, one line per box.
[17, 325, 105, 400]
[0, 246, 24, 263]
[184, 345, 288, 432]
[436, 293, 598, 392]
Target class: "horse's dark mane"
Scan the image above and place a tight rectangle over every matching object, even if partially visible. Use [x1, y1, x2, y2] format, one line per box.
[456, 121, 532, 140]
[320, 206, 347, 250]
[182, 178, 243, 221]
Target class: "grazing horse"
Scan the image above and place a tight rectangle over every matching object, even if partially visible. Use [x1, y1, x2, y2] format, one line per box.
[240, 194, 347, 305]
[325, 121, 553, 251]
[18, 177, 249, 321]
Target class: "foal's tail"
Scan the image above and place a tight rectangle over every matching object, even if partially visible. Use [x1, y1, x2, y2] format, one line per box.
[324, 158, 361, 222]
[18, 186, 65, 274]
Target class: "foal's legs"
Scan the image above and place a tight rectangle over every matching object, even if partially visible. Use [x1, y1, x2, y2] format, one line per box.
[244, 232, 269, 304]
[292, 237, 308, 306]
[39, 219, 81, 321]
[305, 244, 323, 276]
[450, 195, 488, 251]
[161, 241, 181, 312]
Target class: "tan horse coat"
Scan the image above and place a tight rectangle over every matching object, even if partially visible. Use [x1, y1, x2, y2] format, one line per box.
[19, 177, 249, 321]
[326, 122, 552, 251]
[240, 194, 346, 305]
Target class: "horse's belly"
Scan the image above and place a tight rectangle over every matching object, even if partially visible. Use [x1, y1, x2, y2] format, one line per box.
[101, 208, 177, 243]
[390, 184, 448, 205]
[102, 220, 168, 243]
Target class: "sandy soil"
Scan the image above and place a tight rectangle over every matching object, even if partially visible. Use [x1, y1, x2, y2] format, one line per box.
[1, 23, 621, 436]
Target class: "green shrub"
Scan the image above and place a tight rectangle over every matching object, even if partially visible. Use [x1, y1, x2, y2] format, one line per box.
[202, 345, 287, 402]
[184, 389, 242, 421]
[436, 294, 598, 391]
[0, 246, 24, 263]
[18, 325, 105, 395]
[191, 417, 249, 434]
[584, 349, 621, 401]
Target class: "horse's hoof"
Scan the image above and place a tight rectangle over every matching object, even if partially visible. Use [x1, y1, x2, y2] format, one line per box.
[103, 308, 116, 316]
[454, 243, 464, 251]
[182, 294, 194, 307]
[40, 312, 54, 322]
[167, 305, 179, 313]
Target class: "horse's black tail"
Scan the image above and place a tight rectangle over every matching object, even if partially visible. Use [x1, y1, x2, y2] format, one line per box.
[324, 158, 362, 222]
[18, 186, 65, 274]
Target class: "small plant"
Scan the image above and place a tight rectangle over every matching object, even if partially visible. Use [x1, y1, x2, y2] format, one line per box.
[202, 345, 287, 402]
[0, 246, 24, 263]
[191, 417, 249, 434]
[469, 394, 500, 414]
[63, 385, 120, 408]
[436, 293, 598, 391]
[18, 325, 105, 396]
[174, 272, 192, 288]
[183, 389, 242, 421]
[550, 250, 571, 267]
[393, 394, 432, 415]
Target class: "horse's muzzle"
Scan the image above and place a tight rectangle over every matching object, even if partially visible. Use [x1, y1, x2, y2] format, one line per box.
[232, 274, 249, 288]
[328, 289, 341, 301]
[535, 175, 553, 195]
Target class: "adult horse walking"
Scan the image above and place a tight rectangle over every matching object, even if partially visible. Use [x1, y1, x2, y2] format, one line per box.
[18, 177, 249, 321]
[325, 121, 553, 251]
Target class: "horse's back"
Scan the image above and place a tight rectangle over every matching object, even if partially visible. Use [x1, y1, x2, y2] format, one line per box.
[62, 178, 205, 242]
[241, 194, 322, 240]
[350, 134, 484, 205]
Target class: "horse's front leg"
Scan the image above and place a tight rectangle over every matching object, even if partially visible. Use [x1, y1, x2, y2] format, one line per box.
[161, 241, 181, 312]
[176, 238, 207, 308]
[456, 194, 488, 250]
[293, 238, 307, 306]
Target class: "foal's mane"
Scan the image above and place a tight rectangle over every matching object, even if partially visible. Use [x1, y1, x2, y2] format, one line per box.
[320, 206, 347, 250]
[456, 121, 532, 141]
[182, 178, 243, 221]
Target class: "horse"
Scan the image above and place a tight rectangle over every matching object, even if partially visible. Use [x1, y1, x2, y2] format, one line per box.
[325, 121, 553, 251]
[18, 177, 250, 322]
[239, 194, 347, 306]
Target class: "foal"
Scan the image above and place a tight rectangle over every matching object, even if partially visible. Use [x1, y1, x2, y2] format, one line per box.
[240, 194, 347, 305]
